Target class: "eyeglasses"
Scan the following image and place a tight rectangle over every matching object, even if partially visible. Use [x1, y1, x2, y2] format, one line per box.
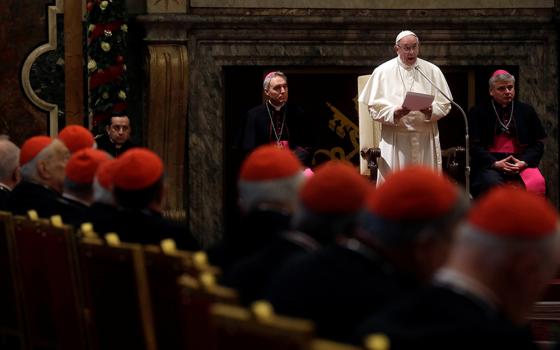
[397, 44, 419, 53]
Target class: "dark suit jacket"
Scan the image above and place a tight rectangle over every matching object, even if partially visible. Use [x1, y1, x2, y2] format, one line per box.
[206, 209, 293, 273]
[352, 285, 538, 350]
[111, 208, 200, 251]
[222, 231, 319, 306]
[265, 241, 420, 342]
[0, 186, 10, 211]
[87, 202, 121, 235]
[95, 134, 135, 158]
[56, 196, 91, 228]
[8, 181, 67, 219]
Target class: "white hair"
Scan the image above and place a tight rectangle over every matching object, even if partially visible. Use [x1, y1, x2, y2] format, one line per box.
[20, 139, 62, 182]
[238, 172, 304, 213]
[456, 223, 560, 270]
[263, 71, 287, 91]
[0, 138, 19, 181]
[92, 178, 115, 205]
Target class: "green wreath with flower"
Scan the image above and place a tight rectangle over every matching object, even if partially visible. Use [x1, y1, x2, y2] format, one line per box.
[86, 0, 129, 135]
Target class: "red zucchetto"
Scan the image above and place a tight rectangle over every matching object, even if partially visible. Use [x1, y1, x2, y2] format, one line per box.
[19, 136, 52, 166]
[113, 148, 164, 190]
[367, 166, 459, 221]
[468, 186, 558, 239]
[300, 160, 373, 214]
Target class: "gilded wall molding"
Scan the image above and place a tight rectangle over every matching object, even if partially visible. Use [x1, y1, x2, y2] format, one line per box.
[21, 0, 63, 136]
[146, 45, 189, 222]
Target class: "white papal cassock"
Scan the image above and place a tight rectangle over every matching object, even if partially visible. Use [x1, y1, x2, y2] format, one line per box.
[359, 57, 452, 184]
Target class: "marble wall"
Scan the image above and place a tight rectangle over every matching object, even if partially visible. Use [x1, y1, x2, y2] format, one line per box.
[138, 6, 560, 245]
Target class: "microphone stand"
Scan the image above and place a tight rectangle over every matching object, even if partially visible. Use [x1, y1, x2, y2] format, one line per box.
[414, 66, 470, 196]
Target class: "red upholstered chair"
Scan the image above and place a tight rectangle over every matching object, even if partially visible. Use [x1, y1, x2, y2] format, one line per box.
[143, 242, 222, 350]
[12, 212, 87, 350]
[0, 211, 26, 349]
[178, 269, 238, 350]
[78, 233, 157, 350]
[210, 300, 315, 350]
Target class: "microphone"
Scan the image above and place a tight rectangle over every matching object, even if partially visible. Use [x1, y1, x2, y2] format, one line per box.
[414, 65, 471, 196]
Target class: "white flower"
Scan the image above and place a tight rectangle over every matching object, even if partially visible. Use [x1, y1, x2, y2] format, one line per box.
[118, 91, 127, 100]
[100, 1, 109, 10]
[121, 24, 128, 33]
[88, 24, 95, 32]
[100, 42, 111, 52]
[87, 59, 97, 71]
[102, 92, 109, 99]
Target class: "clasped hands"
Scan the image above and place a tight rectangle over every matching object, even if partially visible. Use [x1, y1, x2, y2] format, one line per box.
[493, 155, 527, 174]
[394, 105, 433, 122]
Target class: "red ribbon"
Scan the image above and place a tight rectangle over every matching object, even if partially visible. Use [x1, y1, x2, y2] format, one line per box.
[89, 64, 125, 90]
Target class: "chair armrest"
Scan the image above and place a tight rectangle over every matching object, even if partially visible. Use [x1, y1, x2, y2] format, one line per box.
[360, 147, 381, 182]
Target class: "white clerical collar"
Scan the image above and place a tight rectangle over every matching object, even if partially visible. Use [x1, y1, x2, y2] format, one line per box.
[434, 268, 500, 310]
[268, 100, 285, 111]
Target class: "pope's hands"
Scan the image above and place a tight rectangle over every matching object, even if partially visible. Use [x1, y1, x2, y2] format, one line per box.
[394, 106, 410, 122]
[421, 106, 433, 121]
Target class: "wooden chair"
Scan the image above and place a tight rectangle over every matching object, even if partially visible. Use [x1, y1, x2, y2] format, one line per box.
[0, 211, 26, 350]
[311, 338, 367, 350]
[530, 302, 560, 345]
[11, 212, 87, 350]
[143, 240, 198, 350]
[530, 270, 560, 343]
[178, 268, 238, 350]
[210, 300, 315, 350]
[78, 233, 157, 350]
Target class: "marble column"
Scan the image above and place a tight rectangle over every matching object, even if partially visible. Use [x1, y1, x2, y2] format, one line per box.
[145, 45, 189, 226]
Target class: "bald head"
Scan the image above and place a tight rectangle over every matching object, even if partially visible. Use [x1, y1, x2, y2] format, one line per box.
[0, 137, 21, 189]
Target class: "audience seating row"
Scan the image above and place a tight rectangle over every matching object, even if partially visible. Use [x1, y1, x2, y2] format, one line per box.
[0, 210, 377, 350]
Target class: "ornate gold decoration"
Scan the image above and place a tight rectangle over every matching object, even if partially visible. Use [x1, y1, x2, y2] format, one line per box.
[21, 0, 63, 136]
[312, 101, 360, 164]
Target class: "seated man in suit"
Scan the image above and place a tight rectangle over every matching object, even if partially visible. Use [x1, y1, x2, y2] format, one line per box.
[208, 145, 306, 274]
[9, 136, 71, 218]
[95, 114, 135, 158]
[468, 69, 546, 197]
[59, 148, 111, 227]
[222, 154, 372, 305]
[109, 148, 200, 251]
[353, 186, 559, 349]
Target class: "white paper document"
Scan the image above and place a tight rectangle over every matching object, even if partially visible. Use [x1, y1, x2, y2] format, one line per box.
[402, 91, 434, 111]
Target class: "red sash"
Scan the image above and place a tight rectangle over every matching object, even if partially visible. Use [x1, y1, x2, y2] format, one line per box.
[489, 134, 545, 195]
